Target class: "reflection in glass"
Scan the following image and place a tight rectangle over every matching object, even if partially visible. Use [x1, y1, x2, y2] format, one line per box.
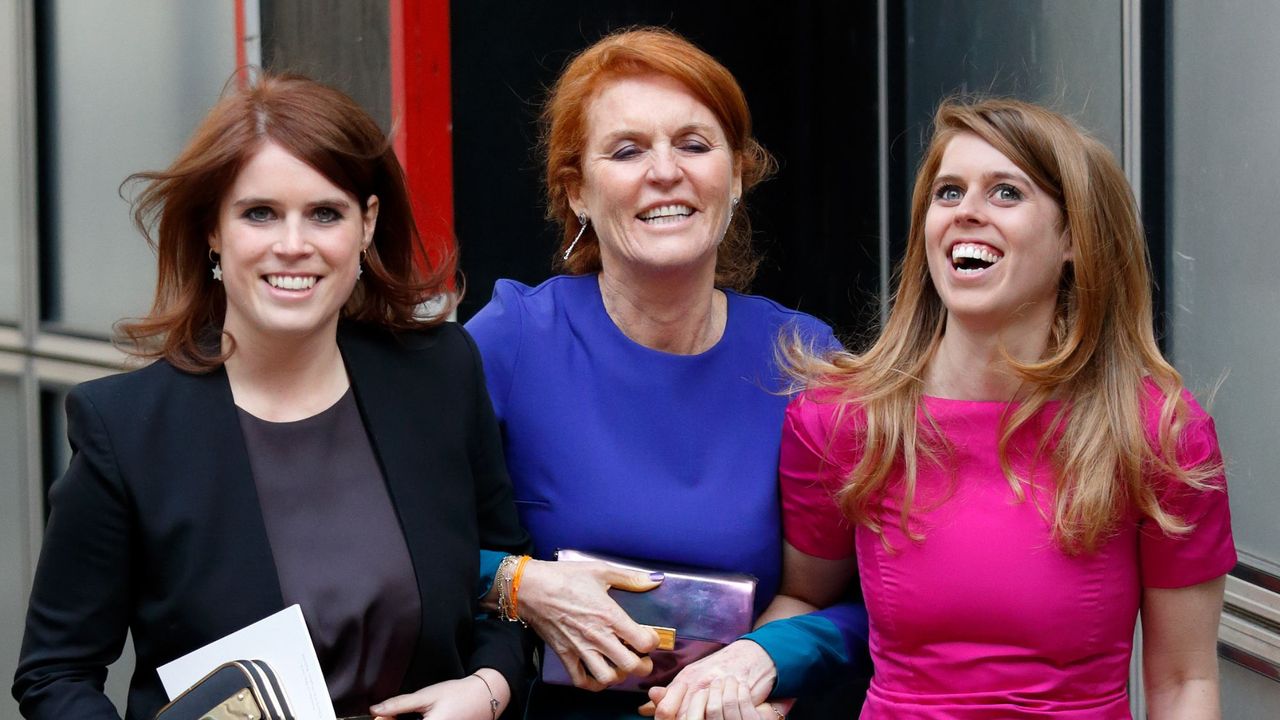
[40, 0, 235, 336]
[901, 0, 1124, 195]
[0, 378, 27, 719]
[0, 8, 24, 323]
[1167, 1, 1280, 573]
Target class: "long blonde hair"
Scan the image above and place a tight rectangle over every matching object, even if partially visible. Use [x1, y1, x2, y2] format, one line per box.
[790, 98, 1220, 553]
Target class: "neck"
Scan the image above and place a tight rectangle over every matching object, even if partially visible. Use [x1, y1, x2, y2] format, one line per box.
[924, 312, 1053, 401]
[597, 265, 726, 355]
[222, 319, 349, 421]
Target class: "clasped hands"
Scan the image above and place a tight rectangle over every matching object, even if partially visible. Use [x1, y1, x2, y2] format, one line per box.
[517, 560, 790, 719]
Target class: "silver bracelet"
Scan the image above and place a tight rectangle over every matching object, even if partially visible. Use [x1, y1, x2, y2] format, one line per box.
[472, 672, 499, 720]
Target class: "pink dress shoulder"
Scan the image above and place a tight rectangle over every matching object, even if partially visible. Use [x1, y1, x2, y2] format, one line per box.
[780, 383, 1235, 718]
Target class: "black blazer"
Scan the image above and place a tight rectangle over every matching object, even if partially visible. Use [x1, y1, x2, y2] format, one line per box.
[13, 321, 532, 720]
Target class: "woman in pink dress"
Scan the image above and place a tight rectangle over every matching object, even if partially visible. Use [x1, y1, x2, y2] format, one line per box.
[772, 98, 1235, 718]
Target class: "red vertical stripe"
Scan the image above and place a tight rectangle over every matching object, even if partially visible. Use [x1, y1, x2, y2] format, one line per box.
[234, 0, 248, 87]
[390, 0, 455, 277]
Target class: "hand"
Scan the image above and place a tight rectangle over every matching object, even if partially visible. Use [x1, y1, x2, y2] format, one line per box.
[370, 670, 509, 719]
[517, 559, 663, 690]
[642, 677, 786, 720]
[640, 640, 780, 720]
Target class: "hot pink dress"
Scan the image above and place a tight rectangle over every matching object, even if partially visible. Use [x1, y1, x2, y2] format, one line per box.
[780, 383, 1235, 718]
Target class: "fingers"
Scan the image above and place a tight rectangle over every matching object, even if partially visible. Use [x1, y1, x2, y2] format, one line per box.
[695, 678, 756, 720]
[369, 689, 429, 717]
[654, 682, 688, 720]
[736, 679, 764, 720]
[686, 686, 710, 720]
[579, 648, 623, 688]
[560, 650, 608, 692]
[593, 626, 655, 677]
[638, 685, 665, 717]
[704, 679, 725, 720]
[613, 616, 662, 656]
[606, 565, 664, 593]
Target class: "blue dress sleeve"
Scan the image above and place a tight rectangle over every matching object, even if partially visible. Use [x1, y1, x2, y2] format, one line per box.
[468, 283, 530, 602]
[477, 549, 507, 599]
[742, 601, 869, 698]
[463, 280, 526, 422]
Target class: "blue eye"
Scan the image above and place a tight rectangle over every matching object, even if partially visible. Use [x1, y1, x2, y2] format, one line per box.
[243, 206, 275, 222]
[993, 184, 1023, 202]
[934, 185, 963, 203]
[312, 206, 342, 223]
[679, 140, 710, 153]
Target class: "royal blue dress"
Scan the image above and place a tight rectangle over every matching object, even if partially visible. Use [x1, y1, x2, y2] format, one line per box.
[467, 275, 867, 717]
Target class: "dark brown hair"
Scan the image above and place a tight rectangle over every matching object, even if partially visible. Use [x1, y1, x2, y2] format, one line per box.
[541, 27, 775, 291]
[119, 72, 455, 372]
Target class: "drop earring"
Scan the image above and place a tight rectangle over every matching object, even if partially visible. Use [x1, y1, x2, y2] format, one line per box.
[563, 212, 589, 261]
[209, 248, 222, 282]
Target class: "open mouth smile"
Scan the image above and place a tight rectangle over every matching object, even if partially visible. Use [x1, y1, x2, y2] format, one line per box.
[950, 242, 1003, 274]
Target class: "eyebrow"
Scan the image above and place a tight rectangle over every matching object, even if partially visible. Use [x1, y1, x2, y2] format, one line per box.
[230, 197, 352, 209]
[597, 122, 719, 145]
[932, 170, 1032, 187]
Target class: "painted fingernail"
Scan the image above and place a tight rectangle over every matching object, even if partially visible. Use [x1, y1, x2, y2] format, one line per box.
[650, 572, 665, 582]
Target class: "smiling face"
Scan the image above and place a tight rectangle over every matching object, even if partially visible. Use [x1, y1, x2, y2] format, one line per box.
[569, 73, 742, 281]
[210, 141, 378, 346]
[924, 132, 1071, 335]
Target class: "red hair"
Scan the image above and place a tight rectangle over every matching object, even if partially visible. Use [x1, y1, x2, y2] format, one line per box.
[119, 72, 455, 372]
[541, 27, 775, 290]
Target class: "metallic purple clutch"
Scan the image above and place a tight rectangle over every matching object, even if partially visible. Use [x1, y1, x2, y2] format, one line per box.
[540, 549, 757, 693]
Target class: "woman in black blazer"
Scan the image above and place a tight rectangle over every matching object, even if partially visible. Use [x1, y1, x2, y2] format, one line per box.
[12, 73, 530, 720]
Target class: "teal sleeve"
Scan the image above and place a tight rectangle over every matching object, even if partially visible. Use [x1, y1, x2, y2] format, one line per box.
[741, 602, 869, 698]
[477, 549, 507, 600]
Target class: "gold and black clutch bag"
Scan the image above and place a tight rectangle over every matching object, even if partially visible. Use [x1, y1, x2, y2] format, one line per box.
[154, 659, 294, 720]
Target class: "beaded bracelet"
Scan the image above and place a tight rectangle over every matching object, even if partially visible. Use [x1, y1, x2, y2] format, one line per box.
[768, 703, 787, 719]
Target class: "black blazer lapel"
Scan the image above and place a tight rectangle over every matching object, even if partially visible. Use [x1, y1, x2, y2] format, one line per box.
[339, 323, 487, 690]
[173, 367, 286, 635]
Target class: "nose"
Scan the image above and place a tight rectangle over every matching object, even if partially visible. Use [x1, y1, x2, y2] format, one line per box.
[954, 192, 987, 225]
[646, 146, 683, 186]
[274, 216, 313, 257]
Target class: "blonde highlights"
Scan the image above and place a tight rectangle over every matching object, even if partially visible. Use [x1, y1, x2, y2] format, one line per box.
[788, 98, 1221, 553]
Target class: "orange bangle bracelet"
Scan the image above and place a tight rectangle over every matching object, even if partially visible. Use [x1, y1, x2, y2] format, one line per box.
[509, 555, 532, 620]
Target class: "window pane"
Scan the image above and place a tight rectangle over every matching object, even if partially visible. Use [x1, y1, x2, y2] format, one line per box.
[0, 377, 28, 719]
[902, 0, 1124, 176]
[0, 5, 24, 323]
[1168, 0, 1280, 574]
[41, 0, 235, 336]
